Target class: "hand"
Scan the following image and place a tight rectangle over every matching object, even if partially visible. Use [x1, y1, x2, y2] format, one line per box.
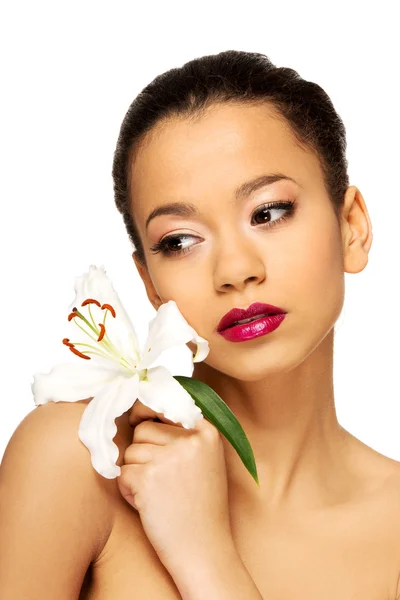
[117, 400, 234, 574]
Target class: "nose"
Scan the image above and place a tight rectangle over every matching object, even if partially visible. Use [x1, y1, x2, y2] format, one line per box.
[213, 234, 266, 292]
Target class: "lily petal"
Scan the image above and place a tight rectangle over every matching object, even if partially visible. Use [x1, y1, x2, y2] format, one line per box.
[138, 365, 203, 429]
[78, 373, 140, 479]
[32, 361, 126, 405]
[138, 301, 209, 370]
[68, 265, 141, 366]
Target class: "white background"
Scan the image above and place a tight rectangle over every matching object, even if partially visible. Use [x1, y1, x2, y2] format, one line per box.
[0, 1, 398, 461]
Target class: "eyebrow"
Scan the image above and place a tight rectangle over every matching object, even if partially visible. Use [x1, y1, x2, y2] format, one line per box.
[145, 173, 300, 231]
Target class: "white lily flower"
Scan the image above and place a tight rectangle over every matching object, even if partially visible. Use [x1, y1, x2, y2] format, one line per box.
[31, 265, 210, 479]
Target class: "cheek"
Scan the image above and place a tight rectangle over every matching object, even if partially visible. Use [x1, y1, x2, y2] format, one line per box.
[288, 217, 345, 326]
[151, 269, 207, 333]
[150, 266, 197, 307]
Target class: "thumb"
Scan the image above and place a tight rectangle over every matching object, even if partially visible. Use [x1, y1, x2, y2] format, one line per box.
[128, 399, 182, 428]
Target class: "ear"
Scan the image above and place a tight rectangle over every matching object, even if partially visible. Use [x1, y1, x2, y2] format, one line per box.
[132, 252, 162, 311]
[340, 185, 373, 274]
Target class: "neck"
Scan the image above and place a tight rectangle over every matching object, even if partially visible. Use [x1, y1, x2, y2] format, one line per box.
[191, 329, 354, 513]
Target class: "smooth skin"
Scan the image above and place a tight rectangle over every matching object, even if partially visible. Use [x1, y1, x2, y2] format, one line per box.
[119, 400, 263, 599]
[1, 102, 400, 599]
[117, 405, 234, 575]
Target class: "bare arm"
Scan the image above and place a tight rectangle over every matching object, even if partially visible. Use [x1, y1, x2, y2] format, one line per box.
[167, 541, 264, 600]
[0, 401, 114, 599]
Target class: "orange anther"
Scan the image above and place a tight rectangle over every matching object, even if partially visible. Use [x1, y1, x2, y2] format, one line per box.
[101, 303, 116, 318]
[68, 312, 78, 321]
[68, 346, 91, 360]
[62, 338, 90, 360]
[97, 323, 106, 342]
[81, 298, 101, 308]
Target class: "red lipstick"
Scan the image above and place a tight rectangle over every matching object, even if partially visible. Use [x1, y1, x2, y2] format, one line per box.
[217, 301, 287, 343]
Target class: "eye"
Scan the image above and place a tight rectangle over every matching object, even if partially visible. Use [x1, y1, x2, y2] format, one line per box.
[150, 234, 196, 258]
[251, 200, 296, 228]
[149, 200, 296, 258]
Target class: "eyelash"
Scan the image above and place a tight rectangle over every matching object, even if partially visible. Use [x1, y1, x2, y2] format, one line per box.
[149, 200, 296, 258]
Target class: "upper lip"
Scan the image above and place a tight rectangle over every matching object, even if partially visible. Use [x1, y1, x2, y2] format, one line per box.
[217, 302, 287, 332]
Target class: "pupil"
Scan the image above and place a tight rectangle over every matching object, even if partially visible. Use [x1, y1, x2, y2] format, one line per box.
[255, 208, 271, 224]
[168, 239, 182, 251]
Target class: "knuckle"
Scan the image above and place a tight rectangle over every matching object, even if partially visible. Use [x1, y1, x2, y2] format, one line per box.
[132, 420, 151, 439]
[182, 433, 202, 455]
[118, 468, 140, 510]
[131, 494, 141, 511]
[201, 422, 220, 442]
[189, 433, 203, 447]
[123, 444, 135, 463]
[117, 465, 133, 492]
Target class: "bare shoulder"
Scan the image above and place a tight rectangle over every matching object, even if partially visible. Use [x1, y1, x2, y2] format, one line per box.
[3, 396, 133, 465]
[0, 398, 137, 597]
[352, 431, 400, 513]
[0, 398, 133, 558]
[354, 439, 400, 597]
[382, 469, 400, 600]
[380, 458, 400, 528]
[343, 427, 400, 492]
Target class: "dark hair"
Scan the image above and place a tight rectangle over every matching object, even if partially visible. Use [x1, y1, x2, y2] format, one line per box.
[112, 49, 349, 269]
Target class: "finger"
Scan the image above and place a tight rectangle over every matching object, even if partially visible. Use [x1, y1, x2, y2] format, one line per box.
[133, 419, 191, 445]
[123, 442, 161, 465]
[194, 414, 214, 432]
[129, 399, 181, 428]
[196, 416, 222, 441]
[117, 463, 142, 510]
[128, 399, 157, 427]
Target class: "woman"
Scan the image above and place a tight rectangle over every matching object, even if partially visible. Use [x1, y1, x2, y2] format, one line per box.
[1, 49, 400, 599]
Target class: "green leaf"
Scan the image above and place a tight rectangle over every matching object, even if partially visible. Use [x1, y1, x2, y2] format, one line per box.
[174, 375, 259, 486]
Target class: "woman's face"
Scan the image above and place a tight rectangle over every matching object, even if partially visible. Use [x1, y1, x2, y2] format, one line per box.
[129, 103, 351, 381]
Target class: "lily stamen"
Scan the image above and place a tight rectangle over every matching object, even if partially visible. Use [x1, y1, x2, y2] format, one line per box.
[62, 338, 91, 360]
[101, 303, 116, 318]
[70, 307, 116, 356]
[62, 337, 119, 362]
[83, 302, 112, 351]
[69, 346, 91, 360]
[71, 318, 120, 361]
[87, 302, 97, 334]
[101, 308, 114, 349]
[79, 299, 122, 359]
[81, 298, 102, 308]
[97, 324, 106, 342]
[66, 302, 137, 371]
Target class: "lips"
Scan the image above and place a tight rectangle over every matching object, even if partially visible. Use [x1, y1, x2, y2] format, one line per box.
[217, 302, 287, 332]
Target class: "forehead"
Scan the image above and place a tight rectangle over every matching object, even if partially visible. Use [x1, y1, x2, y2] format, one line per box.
[130, 103, 323, 222]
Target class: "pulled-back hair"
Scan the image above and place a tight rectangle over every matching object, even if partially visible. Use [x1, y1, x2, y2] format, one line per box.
[112, 49, 349, 269]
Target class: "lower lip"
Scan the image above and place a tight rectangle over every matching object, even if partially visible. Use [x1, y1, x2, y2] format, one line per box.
[218, 313, 286, 342]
